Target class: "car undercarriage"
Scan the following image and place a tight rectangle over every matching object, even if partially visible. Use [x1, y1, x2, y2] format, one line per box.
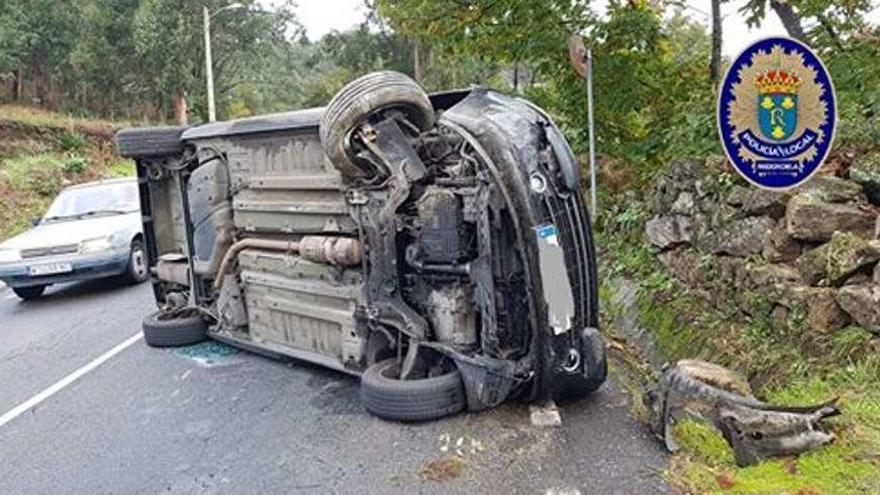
[117, 72, 605, 421]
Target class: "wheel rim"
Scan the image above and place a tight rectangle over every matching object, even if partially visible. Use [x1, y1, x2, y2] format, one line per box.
[131, 247, 148, 280]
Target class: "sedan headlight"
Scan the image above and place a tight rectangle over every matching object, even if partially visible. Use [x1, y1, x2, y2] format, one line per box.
[0, 248, 21, 263]
[79, 237, 115, 254]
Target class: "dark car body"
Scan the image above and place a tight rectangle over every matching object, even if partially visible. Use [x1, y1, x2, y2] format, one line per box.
[118, 74, 604, 418]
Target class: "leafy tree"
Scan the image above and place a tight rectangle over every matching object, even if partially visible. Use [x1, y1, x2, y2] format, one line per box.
[376, 0, 592, 66]
[377, 0, 715, 179]
[739, 0, 874, 45]
[132, 0, 300, 122]
[0, 0, 79, 104]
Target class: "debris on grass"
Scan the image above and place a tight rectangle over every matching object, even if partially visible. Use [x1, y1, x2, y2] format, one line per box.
[647, 359, 839, 467]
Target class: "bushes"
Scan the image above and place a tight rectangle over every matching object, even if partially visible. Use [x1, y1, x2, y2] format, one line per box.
[62, 156, 87, 175]
[57, 130, 88, 153]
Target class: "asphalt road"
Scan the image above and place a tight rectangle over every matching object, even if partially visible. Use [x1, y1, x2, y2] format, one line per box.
[0, 280, 669, 494]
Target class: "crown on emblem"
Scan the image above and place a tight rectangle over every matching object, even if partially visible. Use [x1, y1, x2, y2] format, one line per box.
[754, 69, 802, 94]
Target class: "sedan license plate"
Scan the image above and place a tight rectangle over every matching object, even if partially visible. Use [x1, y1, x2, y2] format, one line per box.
[29, 262, 73, 276]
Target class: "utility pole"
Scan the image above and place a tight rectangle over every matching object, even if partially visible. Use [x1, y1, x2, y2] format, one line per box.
[203, 3, 244, 123]
[585, 48, 596, 216]
[412, 38, 422, 83]
[204, 6, 216, 123]
[568, 35, 597, 216]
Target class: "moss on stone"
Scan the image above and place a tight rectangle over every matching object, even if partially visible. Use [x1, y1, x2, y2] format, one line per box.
[850, 151, 880, 182]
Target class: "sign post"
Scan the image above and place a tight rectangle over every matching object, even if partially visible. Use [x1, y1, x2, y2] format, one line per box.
[568, 36, 597, 216]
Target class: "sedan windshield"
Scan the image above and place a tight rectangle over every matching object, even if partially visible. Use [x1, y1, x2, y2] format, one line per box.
[43, 181, 139, 222]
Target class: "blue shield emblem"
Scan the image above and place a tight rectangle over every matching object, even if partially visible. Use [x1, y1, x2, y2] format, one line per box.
[717, 37, 836, 190]
[758, 93, 798, 141]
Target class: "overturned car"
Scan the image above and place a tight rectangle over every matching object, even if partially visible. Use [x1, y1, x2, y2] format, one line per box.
[117, 72, 605, 421]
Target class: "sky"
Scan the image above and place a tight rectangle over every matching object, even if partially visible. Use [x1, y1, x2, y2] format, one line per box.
[288, 0, 879, 56]
[292, 0, 369, 41]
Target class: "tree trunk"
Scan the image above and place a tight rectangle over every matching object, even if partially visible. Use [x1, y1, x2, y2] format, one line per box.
[32, 54, 45, 105]
[513, 61, 520, 92]
[710, 0, 722, 86]
[13, 68, 23, 101]
[770, 0, 807, 42]
[174, 88, 188, 125]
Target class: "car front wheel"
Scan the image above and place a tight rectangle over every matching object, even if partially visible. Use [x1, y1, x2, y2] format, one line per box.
[13, 285, 46, 300]
[124, 240, 149, 285]
[360, 358, 466, 422]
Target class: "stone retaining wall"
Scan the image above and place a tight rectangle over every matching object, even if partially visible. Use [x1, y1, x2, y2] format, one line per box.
[645, 155, 880, 338]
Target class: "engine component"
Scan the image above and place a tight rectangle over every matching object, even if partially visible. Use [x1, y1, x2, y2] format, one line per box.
[299, 236, 362, 267]
[214, 238, 300, 290]
[426, 283, 477, 347]
[416, 187, 470, 264]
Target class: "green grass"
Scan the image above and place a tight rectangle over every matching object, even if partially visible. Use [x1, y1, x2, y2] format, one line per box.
[0, 104, 123, 131]
[0, 152, 69, 239]
[670, 360, 880, 494]
[105, 159, 135, 177]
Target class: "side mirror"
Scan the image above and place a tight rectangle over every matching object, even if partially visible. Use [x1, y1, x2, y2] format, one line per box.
[30, 217, 41, 227]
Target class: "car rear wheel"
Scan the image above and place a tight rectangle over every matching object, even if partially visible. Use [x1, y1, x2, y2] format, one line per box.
[13, 285, 46, 300]
[360, 358, 466, 422]
[142, 310, 207, 347]
[319, 71, 435, 179]
[124, 240, 149, 285]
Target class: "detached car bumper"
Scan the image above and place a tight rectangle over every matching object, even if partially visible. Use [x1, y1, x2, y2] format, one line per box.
[0, 250, 130, 288]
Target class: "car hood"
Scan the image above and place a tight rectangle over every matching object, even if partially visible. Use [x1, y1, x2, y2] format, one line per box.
[0, 212, 141, 250]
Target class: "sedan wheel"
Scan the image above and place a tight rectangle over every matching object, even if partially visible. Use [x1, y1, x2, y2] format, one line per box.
[12, 285, 46, 300]
[125, 241, 149, 284]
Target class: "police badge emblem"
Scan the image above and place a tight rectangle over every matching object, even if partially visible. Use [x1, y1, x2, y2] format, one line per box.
[718, 37, 836, 189]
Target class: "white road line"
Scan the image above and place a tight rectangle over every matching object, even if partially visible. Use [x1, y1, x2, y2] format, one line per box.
[0, 332, 143, 429]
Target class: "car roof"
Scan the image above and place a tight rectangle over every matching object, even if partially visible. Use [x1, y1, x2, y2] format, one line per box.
[181, 107, 325, 141]
[65, 177, 137, 191]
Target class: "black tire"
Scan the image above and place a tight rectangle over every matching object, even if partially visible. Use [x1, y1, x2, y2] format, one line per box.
[123, 240, 149, 285]
[116, 126, 186, 159]
[13, 285, 46, 300]
[360, 359, 466, 422]
[319, 71, 435, 178]
[142, 310, 207, 347]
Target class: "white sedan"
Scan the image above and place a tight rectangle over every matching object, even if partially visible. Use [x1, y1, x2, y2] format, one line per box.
[0, 178, 146, 300]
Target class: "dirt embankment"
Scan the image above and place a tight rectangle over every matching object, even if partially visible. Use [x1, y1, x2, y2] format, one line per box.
[0, 106, 132, 240]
